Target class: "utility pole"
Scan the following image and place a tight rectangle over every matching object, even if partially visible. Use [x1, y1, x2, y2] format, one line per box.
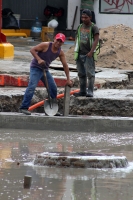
[0, 0, 6, 42]
[0, 0, 14, 58]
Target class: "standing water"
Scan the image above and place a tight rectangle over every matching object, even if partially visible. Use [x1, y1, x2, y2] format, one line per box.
[0, 128, 133, 200]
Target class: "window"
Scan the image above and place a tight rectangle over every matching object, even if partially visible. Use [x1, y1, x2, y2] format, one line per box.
[99, 0, 133, 14]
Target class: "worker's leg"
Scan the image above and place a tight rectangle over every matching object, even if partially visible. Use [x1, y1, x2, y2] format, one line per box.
[85, 57, 95, 97]
[74, 55, 87, 97]
[20, 67, 43, 109]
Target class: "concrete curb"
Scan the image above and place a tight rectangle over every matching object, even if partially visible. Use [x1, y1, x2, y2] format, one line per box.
[0, 112, 133, 133]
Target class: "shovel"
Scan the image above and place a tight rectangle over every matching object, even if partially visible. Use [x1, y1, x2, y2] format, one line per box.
[43, 70, 58, 116]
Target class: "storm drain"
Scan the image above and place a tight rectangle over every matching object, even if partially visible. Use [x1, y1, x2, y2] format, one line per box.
[34, 152, 128, 169]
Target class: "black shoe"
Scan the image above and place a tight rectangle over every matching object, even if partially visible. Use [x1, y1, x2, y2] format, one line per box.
[55, 112, 62, 116]
[86, 92, 93, 97]
[73, 92, 86, 97]
[19, 109, 31, 115]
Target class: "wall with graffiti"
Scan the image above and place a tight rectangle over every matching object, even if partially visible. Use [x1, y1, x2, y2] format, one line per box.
[99, 0, 133, 14]
[94, 0, 133, 29]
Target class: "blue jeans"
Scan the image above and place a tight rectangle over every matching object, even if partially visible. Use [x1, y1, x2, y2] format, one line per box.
[20, 67, 57, 109]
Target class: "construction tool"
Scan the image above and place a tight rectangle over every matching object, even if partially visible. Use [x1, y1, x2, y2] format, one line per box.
[28, 89, 80, 111]
[63, 85, 71, 116]
[43, 70, 58, 116]
[69, 6, 78, 41]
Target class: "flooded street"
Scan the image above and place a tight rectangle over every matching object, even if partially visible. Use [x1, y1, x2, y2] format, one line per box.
[0, 128, 133, 200]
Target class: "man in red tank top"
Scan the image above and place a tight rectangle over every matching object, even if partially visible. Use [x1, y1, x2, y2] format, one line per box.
[19, 33, 73, 115]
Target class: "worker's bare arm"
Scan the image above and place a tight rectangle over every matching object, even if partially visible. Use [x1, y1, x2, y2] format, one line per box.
[59, 50, 73, 87]
[30, 42, 49, 65]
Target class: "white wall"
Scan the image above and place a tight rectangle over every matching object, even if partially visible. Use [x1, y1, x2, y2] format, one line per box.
[67, 0, 81, 30]
[94, 0, 133, 29]
[67, 0, 133, 30]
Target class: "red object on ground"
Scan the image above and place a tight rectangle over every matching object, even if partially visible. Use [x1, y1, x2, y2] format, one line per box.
[0, 32, 6, 42]
[0, 74, 67, 87]
[0, 74, 4, 86]
[28, 89, 80, 111]
[0, 74, 102, 90]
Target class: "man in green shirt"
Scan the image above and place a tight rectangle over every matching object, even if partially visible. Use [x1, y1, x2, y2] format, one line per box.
[74, 9, 99, 97]
[80, 0, 96, 24]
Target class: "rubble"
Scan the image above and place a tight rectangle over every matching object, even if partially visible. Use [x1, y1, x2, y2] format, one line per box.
[65, 24, 133, 70]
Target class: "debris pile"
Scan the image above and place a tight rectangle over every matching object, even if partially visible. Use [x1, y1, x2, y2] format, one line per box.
[65, 24, 133, 70]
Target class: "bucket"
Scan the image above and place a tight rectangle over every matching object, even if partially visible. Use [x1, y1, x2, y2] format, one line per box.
[41, 27, 54, 42]
[13, 14, 20, 27]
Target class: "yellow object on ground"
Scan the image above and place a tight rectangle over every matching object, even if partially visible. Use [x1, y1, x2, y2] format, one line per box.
[3, 33, 27, 37]
[1, 29, 29, 37]
[41, 27, 54, 42]
[0, 43, 14, 59]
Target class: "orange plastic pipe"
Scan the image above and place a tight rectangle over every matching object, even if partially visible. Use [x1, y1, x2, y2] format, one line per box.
[28, 89, 80, 111]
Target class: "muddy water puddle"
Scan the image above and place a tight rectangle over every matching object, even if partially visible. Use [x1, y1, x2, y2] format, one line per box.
[0, 128, 133, 200]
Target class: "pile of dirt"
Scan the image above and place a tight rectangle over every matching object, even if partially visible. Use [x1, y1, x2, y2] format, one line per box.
[65, 24, 133, 70]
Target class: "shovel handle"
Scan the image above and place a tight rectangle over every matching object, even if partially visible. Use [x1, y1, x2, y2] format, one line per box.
[43, 70, 49, 89]
[43, 70, 52, 108]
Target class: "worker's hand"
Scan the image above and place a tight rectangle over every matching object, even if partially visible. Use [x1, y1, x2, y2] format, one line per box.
[38, 59, 45, 66]
[86, 51, 93, 58]
[66, 80, 73, 87]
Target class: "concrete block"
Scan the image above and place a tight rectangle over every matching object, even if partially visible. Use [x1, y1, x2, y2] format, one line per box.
[0, 43, 14, 59]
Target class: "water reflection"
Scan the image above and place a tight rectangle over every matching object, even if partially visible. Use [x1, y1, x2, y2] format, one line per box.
[0, 129, 133, 199]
